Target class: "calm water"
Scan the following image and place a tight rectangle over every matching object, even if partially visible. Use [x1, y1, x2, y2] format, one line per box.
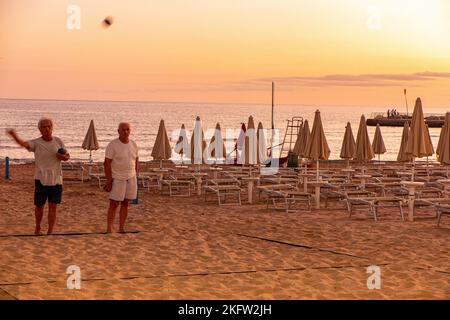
[0, 99, 447, 162]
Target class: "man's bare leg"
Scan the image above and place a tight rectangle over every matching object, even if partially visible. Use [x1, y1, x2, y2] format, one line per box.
[34, 205, 44, 235]
[118, 200, 129, 233]
[107, 200, 119, 233]
[47, 203, 57, 235]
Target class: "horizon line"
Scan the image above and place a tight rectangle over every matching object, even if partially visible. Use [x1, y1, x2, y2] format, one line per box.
[1, 96, 449, 110]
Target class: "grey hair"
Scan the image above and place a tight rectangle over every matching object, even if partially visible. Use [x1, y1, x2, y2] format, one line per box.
[38, 118, 53, 129]
[118, 122, 131, 129]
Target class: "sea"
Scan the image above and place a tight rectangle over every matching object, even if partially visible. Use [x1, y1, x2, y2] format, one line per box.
[0, 99, 448, 163]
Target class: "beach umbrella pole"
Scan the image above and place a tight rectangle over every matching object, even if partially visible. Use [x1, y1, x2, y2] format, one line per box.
[411, 158, 415, 182]
[316, 160, 319, 181]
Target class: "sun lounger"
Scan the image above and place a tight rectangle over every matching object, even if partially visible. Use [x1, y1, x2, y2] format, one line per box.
[320, 185, 347, 208]
[138, 172, 162, 191]
[160, 175, 195, 197]
[414, 198, 450, 226]
[257, 184, 295, 201]
[265, 190, 312, 212]
[62, 162, 87, 183]
[203, 185, 242, 206]
[436, 204, 450, 227]
[346, 196, 404, 221]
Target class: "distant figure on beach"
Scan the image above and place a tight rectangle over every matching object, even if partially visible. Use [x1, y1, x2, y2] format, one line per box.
[5, 118, 70, 235]
[387, 109, 391, 117]
[103, 122, 139, 233]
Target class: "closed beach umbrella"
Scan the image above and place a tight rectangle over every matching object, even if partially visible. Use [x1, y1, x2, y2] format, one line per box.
[257, 122, 268, 164]
[82, 119, 99, 162]
[406, 98, 434, 180]
[293, 123, 304, 156]
[340, 122, 356, 166]
[235, 123, 246, 163]
[151, 119, 171, 168]
[244, 115, 258, 165]
[406, 98, 433, 157]
[354, 115, 374, 164]
[208, 122, 226, 163]
[372, 124, 387, 162]
[190, 116, 207, 165]
[174, 123, 190, 162]
[437, 113, 450, 165]
[304, 110, 330, 180]
[299, 120, 311, 158]
[397, 122, 413, 162]
[437, 112, 450, 159]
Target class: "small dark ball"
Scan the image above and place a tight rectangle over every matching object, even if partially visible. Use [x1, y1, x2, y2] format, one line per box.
[102, 16, 114, 28]
[57, 148, 66, 155]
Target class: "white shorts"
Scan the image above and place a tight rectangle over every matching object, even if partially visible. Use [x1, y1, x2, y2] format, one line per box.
[109, 176, 137, 202]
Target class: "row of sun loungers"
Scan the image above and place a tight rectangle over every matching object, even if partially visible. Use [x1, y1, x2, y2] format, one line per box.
[65, 161, 450, 226]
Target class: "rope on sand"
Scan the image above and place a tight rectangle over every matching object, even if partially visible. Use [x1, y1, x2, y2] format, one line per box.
[230, 232, 371, 260]
[0, 231, 140, 238]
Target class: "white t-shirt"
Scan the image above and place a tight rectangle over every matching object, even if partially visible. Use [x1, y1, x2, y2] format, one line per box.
[27, 136, 65, 186]
[105, 138, 138, 180]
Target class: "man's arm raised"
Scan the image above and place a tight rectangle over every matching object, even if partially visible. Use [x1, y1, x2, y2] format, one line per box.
[5, 129, 31, 150]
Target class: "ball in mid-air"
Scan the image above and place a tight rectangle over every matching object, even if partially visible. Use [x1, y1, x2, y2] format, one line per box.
[102, 16, 114, 28]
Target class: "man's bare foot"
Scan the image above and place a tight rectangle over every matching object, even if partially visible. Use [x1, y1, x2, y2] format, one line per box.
[34, 228, 43, 236]
[118, 229, 125, 233]
[47, 230, 53, 235]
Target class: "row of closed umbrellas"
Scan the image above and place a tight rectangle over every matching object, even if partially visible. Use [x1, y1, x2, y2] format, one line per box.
[80, 116, 270, 166]
[81, 97, 450, 180]
[290, 98, 450, 181]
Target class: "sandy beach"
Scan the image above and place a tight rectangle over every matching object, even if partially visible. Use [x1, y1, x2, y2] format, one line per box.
[0, 162, 449, 300]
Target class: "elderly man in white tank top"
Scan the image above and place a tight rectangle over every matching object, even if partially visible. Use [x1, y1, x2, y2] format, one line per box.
[103, 122, 139, 233]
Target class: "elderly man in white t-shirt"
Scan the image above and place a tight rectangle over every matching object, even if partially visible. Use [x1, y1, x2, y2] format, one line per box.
[6, 118, 70, 235]
[104, 122, 139, 233]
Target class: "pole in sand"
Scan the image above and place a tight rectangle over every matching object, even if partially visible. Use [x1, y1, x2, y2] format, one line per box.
[404, 88, 409, 117]
[5, 157, 10, 179]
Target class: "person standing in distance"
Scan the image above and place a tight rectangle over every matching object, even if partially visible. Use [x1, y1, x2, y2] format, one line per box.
[6, 118, 70, 235]
[104, 122, 139, 233]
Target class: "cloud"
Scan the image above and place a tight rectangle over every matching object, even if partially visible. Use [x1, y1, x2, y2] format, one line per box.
[97, 71, 450, 95]
[253, 71, 450, 88]
[414, 71, 450, 78]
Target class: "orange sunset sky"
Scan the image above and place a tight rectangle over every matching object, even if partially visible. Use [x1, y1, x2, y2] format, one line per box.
[1, 0, 450, 107]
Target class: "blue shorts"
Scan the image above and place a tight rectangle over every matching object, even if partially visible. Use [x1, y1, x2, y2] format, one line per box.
[34, 180, 63, 206]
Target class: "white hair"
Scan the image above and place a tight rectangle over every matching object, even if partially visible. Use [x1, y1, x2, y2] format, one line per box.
[118, 122, 131, 129]
[38, 118, 53, 129]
